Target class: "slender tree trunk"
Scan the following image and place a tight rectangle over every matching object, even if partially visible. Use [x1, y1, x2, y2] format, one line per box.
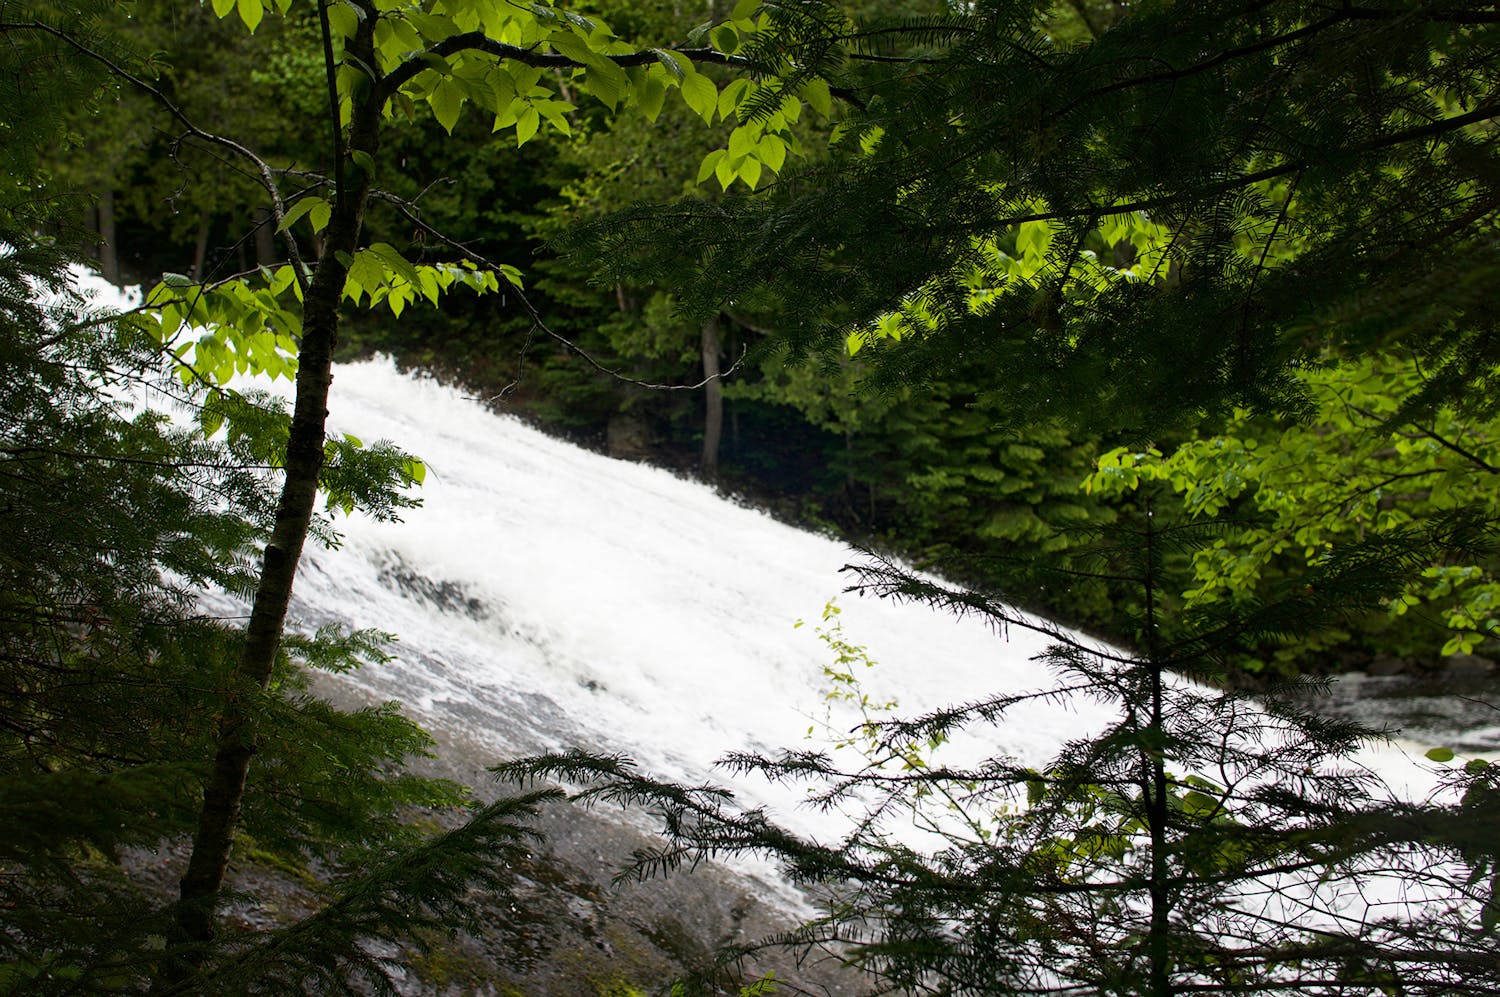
[253, 207, 277, 267]
[97, 188, 119, 284]
[1141, 500, 1174, 997]
[700, 315, 722, 481]
[192, 214, 211, 279]
[161, 9, 382, 983]
[80, 202, 95, 260]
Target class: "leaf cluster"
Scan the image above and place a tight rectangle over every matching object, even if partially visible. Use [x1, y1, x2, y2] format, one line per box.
[0, 239, 552, 992]
[563, 0, 1500, 435]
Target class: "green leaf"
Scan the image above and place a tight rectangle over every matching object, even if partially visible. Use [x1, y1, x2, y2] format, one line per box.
[277, 197, 320, 233]
[719, 78, 751, 121]
[344, 250, 387, 304]
[515, 105, 540, 145]
[651, 48, 689, 83]
[237, 0, 264, 32]
[367, 243, 419, 288]
[715, 153, 736, 190]
[727, 126, 755, 160]
[211, 0, 235, 18]
[585, 58, 628, 111]
[801, 78, 832, 118]
[546, 31, 594, 65]
[756, 133, 787, 173]
[738, 155, 762, 189]
[637, 74, 668, 122]
[498, 264, 524, 289]
[429, 77, 464, 134]
[697, 149, 726, 184]
[407, 11, 458, 42]
[680, 71, 718, 123]
[1426, 746, 1456, 763]
[710, 24, 739, 55]
[326, 1, 357, 39]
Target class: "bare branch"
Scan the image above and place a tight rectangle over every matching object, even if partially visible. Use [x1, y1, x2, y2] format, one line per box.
[379, 195, 749, 396]
[1, 19, 312, 297]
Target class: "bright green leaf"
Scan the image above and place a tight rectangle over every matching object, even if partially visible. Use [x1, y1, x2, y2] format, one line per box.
[429, 77, 464, 134]
[237, 0, 264, 32]
[738, 155, 762, 189]
[637, 74, 668, 121]
[515, 105, 540, 145]
[727, 125, 755, 159]
[327, 1, 357, 38]
[756, 133, 786, 172]
[801, 78, 832, 118]
[697, 149, 726, 184]
[715, 153, 736, 190]
[680, 71, 718, 123]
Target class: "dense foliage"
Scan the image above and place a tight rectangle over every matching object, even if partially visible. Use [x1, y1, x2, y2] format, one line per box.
[0, 239, 564, 991]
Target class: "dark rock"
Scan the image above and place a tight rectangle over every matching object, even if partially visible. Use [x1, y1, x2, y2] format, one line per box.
[1442, 653, 1496, 682]
[1366, 655, 1408, 677]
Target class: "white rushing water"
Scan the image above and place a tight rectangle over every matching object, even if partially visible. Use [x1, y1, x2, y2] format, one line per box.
[280, 359, 1475, 803]
[285, 359, 1116, 831]
[68, 264, 1473, 818]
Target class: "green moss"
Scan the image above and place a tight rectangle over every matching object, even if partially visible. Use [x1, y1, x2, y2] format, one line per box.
[234, 833, 321, 890]
[405, 928, 495, 990]
[587, 976, 648, 997]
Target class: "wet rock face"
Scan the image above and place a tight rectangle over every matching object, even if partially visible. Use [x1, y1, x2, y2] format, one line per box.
[606, 412, 652, 461]
[308, 678, 867, 997]
[1440, 653, 1496, 683]
[377, 555, 492, 621]
[123, 745, 862, 996]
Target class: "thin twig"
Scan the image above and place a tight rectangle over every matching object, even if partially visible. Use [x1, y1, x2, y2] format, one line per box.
[3, 19, 313, 297]
[385, 199, 748, 395]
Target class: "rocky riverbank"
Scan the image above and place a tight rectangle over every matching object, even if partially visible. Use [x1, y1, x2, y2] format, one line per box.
[120, 674, 867, 997]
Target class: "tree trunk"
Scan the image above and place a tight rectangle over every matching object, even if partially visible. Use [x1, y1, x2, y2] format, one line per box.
[1141, 504, 1174, 997]
[253, 207, 277, 267]
[161, 10, 382, 983]
[700, 315, 723, 481]
[192, 214, 211, 280]
[97, 189, 119, 284]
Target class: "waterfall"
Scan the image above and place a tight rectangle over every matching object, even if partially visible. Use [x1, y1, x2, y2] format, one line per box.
[276, 359, 1121, 836]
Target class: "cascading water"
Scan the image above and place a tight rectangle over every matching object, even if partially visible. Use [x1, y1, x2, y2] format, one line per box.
[259, 357, 1484, 811]
[69, 273, 1494, 991]
[271, 358, 1119, 835]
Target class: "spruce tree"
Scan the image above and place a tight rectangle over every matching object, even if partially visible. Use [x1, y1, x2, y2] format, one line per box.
[508, 503, 1499, 995]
